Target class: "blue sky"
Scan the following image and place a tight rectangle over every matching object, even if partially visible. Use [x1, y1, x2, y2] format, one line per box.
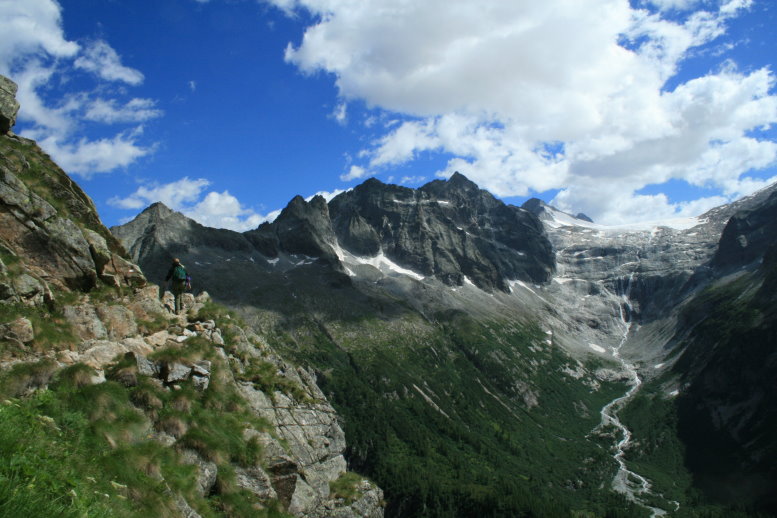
[1, 0, 776, 230]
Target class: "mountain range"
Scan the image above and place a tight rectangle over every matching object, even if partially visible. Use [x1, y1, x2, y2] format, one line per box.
[114, 164, 777, 516]
[1, 72, 776, 518]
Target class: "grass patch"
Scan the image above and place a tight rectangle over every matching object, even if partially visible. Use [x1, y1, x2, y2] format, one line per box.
[0, 359, 58, 398]
[235, 357, 310, 403]
[137, 313, 175, 335]
[191, 300, 244, 328]
[0, 303, 77, 355]
[329, 472, 366, 505]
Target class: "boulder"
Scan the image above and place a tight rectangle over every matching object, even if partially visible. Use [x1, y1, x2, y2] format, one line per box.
[80, 340, 128, 369]
[164, 362, 191, 384]
[120, 337, 153, 356]
[0, 75, 19, 134]
[235, 466, 277, 500]
[0, 316, 34, 344]
[96, 304, 138, 340]
[12, 274, 45, 306]
[288, 476, 320, 515]
[65, 304, 108, 340]
[130, 351, 159, 377]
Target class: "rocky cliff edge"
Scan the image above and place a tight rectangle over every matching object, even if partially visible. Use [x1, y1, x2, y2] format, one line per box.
[0, 74, 383, 518]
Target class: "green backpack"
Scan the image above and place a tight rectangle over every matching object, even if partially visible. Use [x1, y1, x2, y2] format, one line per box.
[173, 265, 187, 281]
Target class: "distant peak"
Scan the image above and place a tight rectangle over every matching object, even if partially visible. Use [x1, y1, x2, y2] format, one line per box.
[147, 201, 171, 210]
[142, 202, 175, 216]
[521, 198, 548, 213]
[447, 171, 478, 189]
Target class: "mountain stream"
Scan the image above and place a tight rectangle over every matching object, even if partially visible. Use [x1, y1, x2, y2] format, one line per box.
[593, 275, 679, 517]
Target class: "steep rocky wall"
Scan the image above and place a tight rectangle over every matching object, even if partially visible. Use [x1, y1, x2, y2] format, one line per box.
[0, 133, 146, 299]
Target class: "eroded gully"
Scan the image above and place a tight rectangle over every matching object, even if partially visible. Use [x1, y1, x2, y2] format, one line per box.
[594, 274, 679, 517]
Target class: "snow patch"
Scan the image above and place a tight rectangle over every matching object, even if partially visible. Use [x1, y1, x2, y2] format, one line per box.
[267, 258, 279, 266]
[653, 363, 665, 369]
[342, 247, 425, 281]
[544, 203, 700, 231]
[589, 343, 607, 353]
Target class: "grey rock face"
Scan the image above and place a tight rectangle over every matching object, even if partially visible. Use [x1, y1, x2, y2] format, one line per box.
[65, 304, 109, 341]
[0, 75, 19, 134]
[328, 173, 554, 291]
[114, 173, 553, 296]
[527, 182, 777, 367]
[712, 190, 777, 271]
[180, 449, 219, 497]
[247, 195, 341, 268]
[1, 134, 146, 295]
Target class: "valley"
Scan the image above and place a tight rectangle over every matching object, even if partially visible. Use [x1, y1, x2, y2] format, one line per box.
[114, 168, 777, 517]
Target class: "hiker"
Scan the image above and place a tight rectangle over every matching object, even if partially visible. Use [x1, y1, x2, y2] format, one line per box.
[165, 258, 188, 314]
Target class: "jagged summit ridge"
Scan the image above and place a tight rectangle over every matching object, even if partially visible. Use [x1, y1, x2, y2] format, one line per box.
[115, 172, 555, 292]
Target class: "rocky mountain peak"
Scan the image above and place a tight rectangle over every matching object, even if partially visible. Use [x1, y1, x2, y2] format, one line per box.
[521, 197, 547, 213]
[0, 75, 20, 134]
[446, 170, 479, 190]
[142, 201, 177, 218]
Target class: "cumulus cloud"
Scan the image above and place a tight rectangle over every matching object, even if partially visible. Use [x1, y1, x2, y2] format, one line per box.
[0, 0, 157, 176]
[74, 40, 144, 85]
[0, 0, 78, 73]
[340, 165, 368, 182]
[109, 177, 276, 232]
[271, 0, 775, 224]
[108, 177, 210, 210]
[83, 98, 163, 123]
[331, 102, 347, 125]
[35, 130, 154, 177]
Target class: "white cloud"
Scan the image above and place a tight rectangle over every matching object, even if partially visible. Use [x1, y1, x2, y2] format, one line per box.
[0, 1, 158, 176]
[340, 165, 368, 182]
[647, 0, 704, 12]
[84, 98, 162, 123]
[109, 177, 276, 232]
[186, 191, 267, 231]
[108, 177, 211, 210]
[74, 40, 144, 85]
[331, 101, 347, 125]
[0, 0, 78, 75]
[272, 0, 774, 224]
[37, 129, 154, 177]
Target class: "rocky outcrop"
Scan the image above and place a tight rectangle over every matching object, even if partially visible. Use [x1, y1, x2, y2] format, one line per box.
[712, 190, 777, 271]
[3, 281, 384, 517]
[0, 75, 19, 134]
[1, 88, 145, 296]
